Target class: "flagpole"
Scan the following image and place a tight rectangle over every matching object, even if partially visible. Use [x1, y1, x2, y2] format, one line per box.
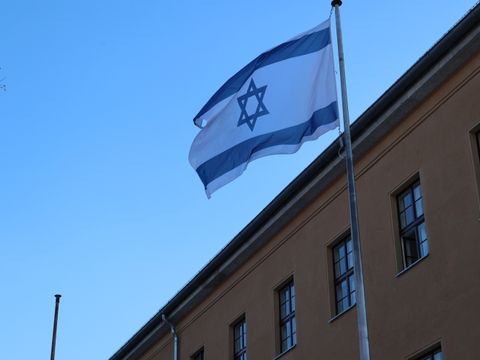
[50, 294, 62, 360]
[331, 1, 371, 359]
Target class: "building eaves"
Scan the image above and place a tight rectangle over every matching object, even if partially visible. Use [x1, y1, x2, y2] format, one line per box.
[110, 3, 480, 359]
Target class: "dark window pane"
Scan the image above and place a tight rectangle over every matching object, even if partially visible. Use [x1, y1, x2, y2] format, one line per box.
[403, 229, 419, 261]
[419, 348, 442, 360]
[399, 210, 407, 227]
[243, 323, 247, 346]
[347, 252, 354, 269]
[348, 274, 356, 305]
[336, 280, 348, 301]
[350, 290, 356, 305]
[400, 211, 407, 229]
[404, 206, 415, 226]
[477, 131, 480, 156]
[348, 274, 355, 292]
[291, 319, 297, 346]
[420, 238, 429, 257]
[400, 190, 413, 211]
[418, 222, 427, 241]
[413, 183, 422, 200]
[280, 302, 287, 319]
[338, 258, 347, 277]
[280, 288, 289, 304]
[334, 261, 342, 278]
[333, 246, 341, 261]
[337, 297, 349, 313]
[346, 238, 352, 251]
[405, 257, 415, 267]
[192, 349, 204, 360]
[415, 198, 424, 216]
[334, 243, 346, 262]
[281, 324, 287, 341]
[285, 321, 291, 340]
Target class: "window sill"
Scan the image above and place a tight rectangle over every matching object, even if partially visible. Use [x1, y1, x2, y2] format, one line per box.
[273, 344, 296, 360]
[395, 254, 429, 278]
[328, 303, 356, 323]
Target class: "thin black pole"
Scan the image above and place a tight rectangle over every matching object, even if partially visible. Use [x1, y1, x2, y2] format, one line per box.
[50, 294, 62, 360]
[331, 1, 371, 359]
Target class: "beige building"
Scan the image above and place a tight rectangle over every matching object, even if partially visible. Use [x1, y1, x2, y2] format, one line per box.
[111, 5, 480, 360]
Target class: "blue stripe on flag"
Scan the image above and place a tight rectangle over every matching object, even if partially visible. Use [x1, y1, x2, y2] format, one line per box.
[196, 101, 338, 188]
[194, 27, 331, 124]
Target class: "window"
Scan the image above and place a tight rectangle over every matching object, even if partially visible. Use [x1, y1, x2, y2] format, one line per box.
[233, 318, 247, 360]
[413, 347, 442, 360]
[472, 129, 480, 210]
[333, 236, 356, 314]
[279, 281, 296, 352]
[397, 181, 428, 268]
[191, 348, 204, 360]
[476, 130, 480, 158]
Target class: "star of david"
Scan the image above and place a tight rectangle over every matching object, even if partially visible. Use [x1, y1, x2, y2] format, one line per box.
[237, 78, 269, 131]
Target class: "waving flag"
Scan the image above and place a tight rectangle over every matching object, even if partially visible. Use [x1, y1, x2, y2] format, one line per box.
[189, 19, 338, 197]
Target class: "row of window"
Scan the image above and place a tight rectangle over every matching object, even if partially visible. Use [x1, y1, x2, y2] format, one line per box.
[191, 280, 442, 360]
[189, 126, 480, 360]
[191, 319, 249, 360]
[191, 280, 296, 360]
[190, 179, 434, 359]
[189, 128, 480, 358]
[332, 180, 430, 314]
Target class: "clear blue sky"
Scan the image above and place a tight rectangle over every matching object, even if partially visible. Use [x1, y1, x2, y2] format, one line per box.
[0, 1, 477, 359]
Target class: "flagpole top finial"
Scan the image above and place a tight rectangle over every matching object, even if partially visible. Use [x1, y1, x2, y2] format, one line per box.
[331, 0, 342, 6]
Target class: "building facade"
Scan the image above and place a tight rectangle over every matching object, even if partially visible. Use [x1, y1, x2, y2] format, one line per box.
[111, 5, 480, 360]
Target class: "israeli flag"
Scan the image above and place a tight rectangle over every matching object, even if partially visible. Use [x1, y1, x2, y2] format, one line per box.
[189, 19, 339, 197]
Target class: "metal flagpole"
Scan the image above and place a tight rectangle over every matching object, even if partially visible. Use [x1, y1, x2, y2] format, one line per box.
[331, 1, 371, 359]
[50, 294, 62, 360]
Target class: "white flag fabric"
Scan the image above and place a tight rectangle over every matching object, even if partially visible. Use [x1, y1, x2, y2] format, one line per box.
[189, 19, 339, 197]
